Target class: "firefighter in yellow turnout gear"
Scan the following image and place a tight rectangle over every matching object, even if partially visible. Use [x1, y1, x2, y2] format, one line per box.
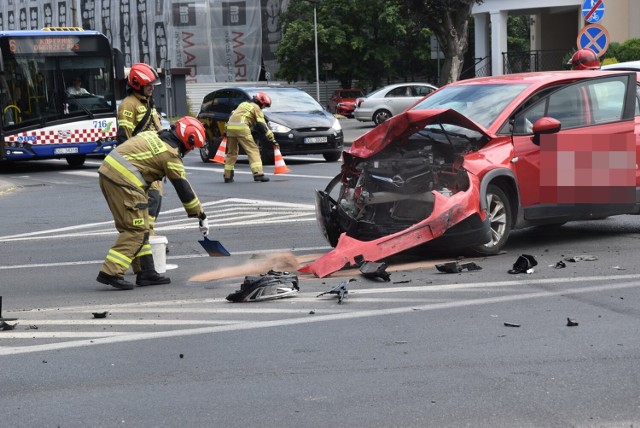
[117, 63, 165, 273]
[224, 91, 276, 183]
[97, 117, 209, 290]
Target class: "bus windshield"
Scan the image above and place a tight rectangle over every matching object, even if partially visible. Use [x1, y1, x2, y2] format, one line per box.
[0, 33, 116, 131]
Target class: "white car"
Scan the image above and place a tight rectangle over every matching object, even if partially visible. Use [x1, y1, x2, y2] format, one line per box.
[354, 82, 437, 125]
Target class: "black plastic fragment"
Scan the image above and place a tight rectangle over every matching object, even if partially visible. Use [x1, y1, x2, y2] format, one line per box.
[508, 254, 538, 274]
[359, 261, 391, 281]
[317, 278, 355, 304]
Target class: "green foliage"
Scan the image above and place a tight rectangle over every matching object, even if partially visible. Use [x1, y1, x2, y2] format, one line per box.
[607, 38, 640, 62]
[507, 16, 530, 52]
[276, 0, 441, 90]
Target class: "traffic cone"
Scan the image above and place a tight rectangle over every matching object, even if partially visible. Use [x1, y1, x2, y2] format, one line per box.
[273, 145, 290, 174]
[210, 137, 227, 164]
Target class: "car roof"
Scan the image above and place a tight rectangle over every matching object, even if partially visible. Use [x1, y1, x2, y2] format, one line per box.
[445, 70, 635, 86]
[601, 60, 640, 71]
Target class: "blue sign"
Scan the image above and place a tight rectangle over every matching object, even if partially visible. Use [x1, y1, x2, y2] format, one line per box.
[577, 24, 609, 57]
[582, 0, 605, 24]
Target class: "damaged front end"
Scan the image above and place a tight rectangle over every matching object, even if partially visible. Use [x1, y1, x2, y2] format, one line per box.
[305, 109, 492, 278]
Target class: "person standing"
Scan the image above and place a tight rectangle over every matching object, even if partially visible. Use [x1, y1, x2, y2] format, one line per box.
[223, 91, 276, 183]
[117, 63, 165, 273]
[96, 117, 210, 290]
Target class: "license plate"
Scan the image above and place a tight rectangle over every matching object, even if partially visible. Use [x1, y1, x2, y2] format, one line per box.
[304, 136, 328, 144]
[54, 147, 79, 155]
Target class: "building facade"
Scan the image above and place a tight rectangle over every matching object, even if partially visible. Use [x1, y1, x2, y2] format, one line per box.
[473, 0, 640, 75]
[0, 0, 289, 84]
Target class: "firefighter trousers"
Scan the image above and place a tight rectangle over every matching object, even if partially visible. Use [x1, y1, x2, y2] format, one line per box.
[224, 131, 264, 179]
[99, 175, 152, 277]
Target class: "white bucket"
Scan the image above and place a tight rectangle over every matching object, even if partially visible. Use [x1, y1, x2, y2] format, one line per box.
[149, 235, 169, 273]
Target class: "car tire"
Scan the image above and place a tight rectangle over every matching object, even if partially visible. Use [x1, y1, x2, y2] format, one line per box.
[323, 151, 341, 162]
[373, 109, 392, 125]
[66, 155, 86, 167]
[200, 138, 217, 163]
[260, 143, 275, 166]
[470, 184, 512, 256]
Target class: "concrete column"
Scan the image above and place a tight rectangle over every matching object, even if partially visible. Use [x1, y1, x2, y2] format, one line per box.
[490, 10, 508, 75]
[474, 13, 489, 75]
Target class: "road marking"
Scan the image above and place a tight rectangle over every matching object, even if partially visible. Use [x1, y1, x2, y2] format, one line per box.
[0, 198, 317, 242]
[0, 245, 330, 270]
[2, 277, 640, 356]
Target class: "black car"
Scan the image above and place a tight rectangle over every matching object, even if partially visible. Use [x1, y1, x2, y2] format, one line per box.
[197, 86, 344, 164]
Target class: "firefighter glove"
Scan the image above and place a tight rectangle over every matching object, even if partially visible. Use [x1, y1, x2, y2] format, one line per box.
[198, 213, 209, 236]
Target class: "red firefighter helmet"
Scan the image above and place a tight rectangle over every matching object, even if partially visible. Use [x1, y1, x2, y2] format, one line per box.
[128, 63, 161, 90]
[175, 116, 206, 150]
[567, 48, 600, 70]
[253, 91, 272, 108]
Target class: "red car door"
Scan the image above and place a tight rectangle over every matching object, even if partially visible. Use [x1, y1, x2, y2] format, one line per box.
[511, 74, 637, 221]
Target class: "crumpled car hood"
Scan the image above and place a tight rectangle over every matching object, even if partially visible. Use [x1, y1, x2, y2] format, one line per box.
[347, 108, 491, 159]
[300, 109, 489, 278]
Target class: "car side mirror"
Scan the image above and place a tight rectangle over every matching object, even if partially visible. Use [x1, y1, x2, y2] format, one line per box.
[532, 117, 561, 145]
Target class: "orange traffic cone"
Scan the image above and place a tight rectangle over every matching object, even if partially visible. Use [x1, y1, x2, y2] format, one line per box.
[273, 145, 290, 174]
[210, 137, 227, 164]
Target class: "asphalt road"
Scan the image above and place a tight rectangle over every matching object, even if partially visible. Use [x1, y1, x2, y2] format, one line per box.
[2, 118, 640, 427]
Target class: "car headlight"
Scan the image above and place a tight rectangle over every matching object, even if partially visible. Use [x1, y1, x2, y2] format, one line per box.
[268, 121, 291, 133]
[331, 118, 342, 131]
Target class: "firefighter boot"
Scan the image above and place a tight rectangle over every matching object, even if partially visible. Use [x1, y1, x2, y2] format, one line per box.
[136, 255, 171, 286]
[97, 271, 135, 290]
[224, 171, 234, 183]
[253, 174, 270, 182]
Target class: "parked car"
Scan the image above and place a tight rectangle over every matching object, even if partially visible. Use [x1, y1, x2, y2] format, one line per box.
[197, 86, 343, 164]
[353, 82, 437, 125]
[601, 60, 640, 71]
[303, 70, 640, 277]
[327, 88, 364, 117]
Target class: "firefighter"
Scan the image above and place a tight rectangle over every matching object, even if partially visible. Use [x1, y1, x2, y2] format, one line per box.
[223, 91, 276, 183]
[97, 116, 210, 290]
[117, 63, 165, 273]
[567, 48, 601, 70]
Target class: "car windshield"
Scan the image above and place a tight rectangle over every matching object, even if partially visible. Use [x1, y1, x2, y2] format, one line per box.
[411, 83, 530, 128]
[259, 89, 323, 113]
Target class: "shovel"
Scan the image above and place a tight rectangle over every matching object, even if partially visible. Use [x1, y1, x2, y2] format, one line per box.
[198, 236, 231, 257]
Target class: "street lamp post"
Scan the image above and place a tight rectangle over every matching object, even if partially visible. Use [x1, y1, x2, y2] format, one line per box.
[308, 0, 321, 102]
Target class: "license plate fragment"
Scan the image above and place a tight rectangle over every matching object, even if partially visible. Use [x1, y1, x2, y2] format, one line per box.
[304, 136, 327, 144]
[54, 147, 79, 155]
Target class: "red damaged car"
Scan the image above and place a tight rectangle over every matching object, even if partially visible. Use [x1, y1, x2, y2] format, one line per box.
[302, 70, 640, 277]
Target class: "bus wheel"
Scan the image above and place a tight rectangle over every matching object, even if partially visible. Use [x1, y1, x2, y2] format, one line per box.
[66, 155, 86, 167]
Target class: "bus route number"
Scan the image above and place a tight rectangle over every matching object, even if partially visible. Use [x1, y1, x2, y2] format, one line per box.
[93, 120, 109, 129]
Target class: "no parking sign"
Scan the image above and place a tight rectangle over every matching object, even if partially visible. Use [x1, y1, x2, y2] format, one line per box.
[577, 23, 609, 57]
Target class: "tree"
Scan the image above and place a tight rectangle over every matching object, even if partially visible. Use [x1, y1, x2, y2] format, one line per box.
[276, 0, 434, 90]
[403, 0, 483, 86]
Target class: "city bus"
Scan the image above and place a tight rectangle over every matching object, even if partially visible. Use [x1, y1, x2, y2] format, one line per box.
[0, 28, 120, 166]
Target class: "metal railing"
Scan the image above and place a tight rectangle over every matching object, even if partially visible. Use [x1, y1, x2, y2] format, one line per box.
[503, 50, 568, 73]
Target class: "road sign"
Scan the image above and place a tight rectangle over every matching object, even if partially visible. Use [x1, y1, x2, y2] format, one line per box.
[582, 0, 605, 24]
[577, 23, 609, 57]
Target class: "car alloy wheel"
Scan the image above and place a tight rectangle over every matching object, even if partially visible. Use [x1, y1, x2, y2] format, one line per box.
[373, 109, 392, 125]
[471, 184, 512, 255]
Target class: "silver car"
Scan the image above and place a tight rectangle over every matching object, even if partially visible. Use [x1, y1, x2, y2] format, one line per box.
[354, 82, 437, 125]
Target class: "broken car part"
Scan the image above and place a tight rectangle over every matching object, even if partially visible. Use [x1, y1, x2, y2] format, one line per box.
[508, 254, 538, 274]
[359, 261, 391, 281]
[226, 270, 299, 302]
[317, 279, 355, 304]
